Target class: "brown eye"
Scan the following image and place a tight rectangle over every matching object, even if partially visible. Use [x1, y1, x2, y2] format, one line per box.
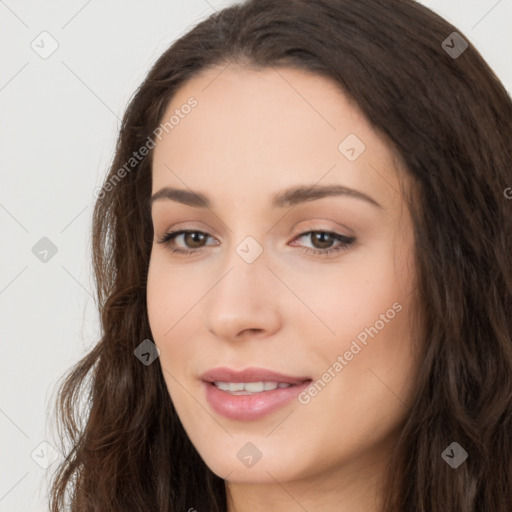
[309, 231, 337, 249]
[157, 230, 216, 254]
[157, 229, 355, 258]
[290, 230, 356, 258]
[182, 231, 208, 248]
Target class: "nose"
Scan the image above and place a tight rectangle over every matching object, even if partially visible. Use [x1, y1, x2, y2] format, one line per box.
[204, 245, 282, 342]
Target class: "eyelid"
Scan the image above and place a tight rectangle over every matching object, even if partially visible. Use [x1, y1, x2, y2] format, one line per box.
[157, 222, 353, 243]
[157, 221, 219, 238]
[157, 226, 356, 256]
[292, 219, 355, 238]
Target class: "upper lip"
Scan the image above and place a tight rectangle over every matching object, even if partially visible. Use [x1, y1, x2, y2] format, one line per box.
[201, 366, 311, 385]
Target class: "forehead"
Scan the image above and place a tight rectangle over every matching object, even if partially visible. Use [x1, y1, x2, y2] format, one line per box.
[151, 65, 404, 211]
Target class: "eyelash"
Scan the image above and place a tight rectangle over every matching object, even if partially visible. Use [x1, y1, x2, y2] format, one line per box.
[156, 229, 356, 258]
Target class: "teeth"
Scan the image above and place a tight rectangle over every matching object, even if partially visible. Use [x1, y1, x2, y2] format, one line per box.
[215, 382, 244, 392]
[213, 381, 292, 394]
[245, 382, 265, 392]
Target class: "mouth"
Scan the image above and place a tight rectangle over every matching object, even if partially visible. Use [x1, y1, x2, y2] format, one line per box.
[211, 381, 296, 395]
[201, 367, 312, 421]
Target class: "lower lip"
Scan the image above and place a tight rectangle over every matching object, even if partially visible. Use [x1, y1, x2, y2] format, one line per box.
[203, 381, 311, 421]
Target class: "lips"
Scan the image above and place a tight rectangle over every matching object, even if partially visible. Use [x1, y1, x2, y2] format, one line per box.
[201, 367, 310, 385]
[201, 366, 312, 421]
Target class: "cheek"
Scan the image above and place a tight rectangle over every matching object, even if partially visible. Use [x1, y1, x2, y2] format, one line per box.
[146, 268, 192, 415]
[146, 255, 201, 340]
[290, 283, 416, 475]
[285, 250, 409, 345]
[310, 262, 417, 427]
[146, 257, 206, 394]
[292, 240, 417, 410]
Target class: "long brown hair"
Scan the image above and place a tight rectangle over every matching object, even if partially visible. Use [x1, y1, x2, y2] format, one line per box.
[48, 0, 512, 510]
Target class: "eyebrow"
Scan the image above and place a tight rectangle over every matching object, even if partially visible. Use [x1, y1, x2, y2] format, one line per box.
[150, 184, 383, 210]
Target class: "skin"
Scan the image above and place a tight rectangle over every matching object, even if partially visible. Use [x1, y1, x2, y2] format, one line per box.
[147, 64, 420, 512]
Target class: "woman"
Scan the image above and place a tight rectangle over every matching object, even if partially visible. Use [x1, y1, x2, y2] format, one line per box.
[49, 0, 512, 510]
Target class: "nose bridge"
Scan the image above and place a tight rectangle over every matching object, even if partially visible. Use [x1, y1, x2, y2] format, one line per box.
[215, 232, 269, 305]
[218, 208, 270, 275]
[204, 231, 281, 339]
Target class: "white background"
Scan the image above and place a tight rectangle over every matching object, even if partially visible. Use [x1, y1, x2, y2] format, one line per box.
[1, 0, 511, 510]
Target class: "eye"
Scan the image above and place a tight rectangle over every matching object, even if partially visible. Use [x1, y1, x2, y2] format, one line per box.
[290, 230, 356, 258]
[157, 230, 218, 255]
[156, 229, 356, 258]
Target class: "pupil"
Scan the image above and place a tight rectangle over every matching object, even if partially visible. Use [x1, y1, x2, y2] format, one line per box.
[313, 232, 332, 249]
[186, 232, 205, 248]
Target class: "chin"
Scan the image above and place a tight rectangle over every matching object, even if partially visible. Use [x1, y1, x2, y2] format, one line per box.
[193, 437, 313, 484]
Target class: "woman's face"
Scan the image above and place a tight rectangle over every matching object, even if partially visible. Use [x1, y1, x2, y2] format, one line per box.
[147, 64, 419, 491]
